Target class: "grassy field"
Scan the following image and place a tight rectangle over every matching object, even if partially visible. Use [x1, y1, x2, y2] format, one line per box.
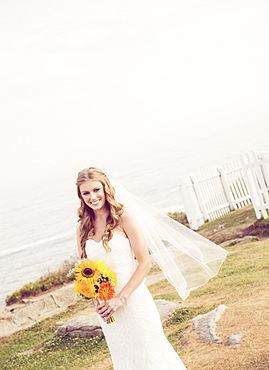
[0, 205, 268, 369]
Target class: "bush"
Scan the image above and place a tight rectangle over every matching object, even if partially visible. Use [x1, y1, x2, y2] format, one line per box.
[5, 259, 76, 306]
[5, 290, 20, 305]
[167, 211, 189, 226]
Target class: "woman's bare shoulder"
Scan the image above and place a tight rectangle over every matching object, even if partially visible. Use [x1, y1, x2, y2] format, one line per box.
[120, 207, 134, 222]
[76, 222, 82, 234]
[119, 208, 140, 231]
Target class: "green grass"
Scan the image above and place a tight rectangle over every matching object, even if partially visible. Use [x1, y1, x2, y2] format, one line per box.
[197, 205, 260, 244]
[187, 239, 269, 305]
[0, 299, 108, 370]
[199, 205, 256, 232]
[1, 205, 269, 369]
[1, 334, 108, 370]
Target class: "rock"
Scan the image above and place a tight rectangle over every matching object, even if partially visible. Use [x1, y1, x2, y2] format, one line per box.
[154, 299, 182, 323]
[228, 333, 242, 347]
[190, 305, 228, 343]
[220, 236, 260, 247]
[57, 313, 103, 338]
[0, 273, 170, 339]
[52, 285, 79, 308]
[57, 299, 181, 338]
[0, 319, 21, 337]
[19, 348, 38, 355]
[0, 284, 78, 338]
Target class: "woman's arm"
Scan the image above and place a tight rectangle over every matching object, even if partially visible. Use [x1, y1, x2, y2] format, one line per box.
[96, 208, 152, 322]
[76, 224, 83, 259]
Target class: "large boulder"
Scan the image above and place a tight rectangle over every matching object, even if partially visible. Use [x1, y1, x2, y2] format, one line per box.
[0, 284, 78, 338]
[57, 314, 103, 338]
[154, 299, 182, 323]
[190, 304, 228, 343]
[57, 299, 182, 338]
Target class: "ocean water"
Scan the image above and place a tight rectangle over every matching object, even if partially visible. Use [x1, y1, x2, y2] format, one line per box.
[1, 127, 269, 307]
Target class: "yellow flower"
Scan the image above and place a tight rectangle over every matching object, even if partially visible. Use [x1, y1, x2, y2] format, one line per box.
[103, 269, 117, 285]
[75, 260, 106, 284]
[74, 280, 99, 299]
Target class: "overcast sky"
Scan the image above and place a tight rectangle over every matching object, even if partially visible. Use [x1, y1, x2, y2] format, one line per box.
[1, 0, 269, 192]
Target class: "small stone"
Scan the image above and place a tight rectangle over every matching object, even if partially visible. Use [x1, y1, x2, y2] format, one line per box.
[19, 348, 36, 355]
[228, 333, 242, 347]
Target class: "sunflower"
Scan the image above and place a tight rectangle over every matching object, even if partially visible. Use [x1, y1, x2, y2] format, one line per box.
[74, 280, 99, 299]
[75, 260, 107, 284]
[102, 269, 117, 285]
[98, 282, 115, 301]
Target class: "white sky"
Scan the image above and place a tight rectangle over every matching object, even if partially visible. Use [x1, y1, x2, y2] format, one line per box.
[1, 0, 269, 191]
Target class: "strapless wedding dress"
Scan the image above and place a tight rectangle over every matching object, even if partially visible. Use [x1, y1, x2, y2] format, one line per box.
[86, 233, 186, 370]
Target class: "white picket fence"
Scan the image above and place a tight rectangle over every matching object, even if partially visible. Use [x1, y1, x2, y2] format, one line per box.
[178, 151, 269, 230]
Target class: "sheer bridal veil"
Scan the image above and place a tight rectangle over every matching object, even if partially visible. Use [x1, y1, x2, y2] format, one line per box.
[111, 178, 228, 301]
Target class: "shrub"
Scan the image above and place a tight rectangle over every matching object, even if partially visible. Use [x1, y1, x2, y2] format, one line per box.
[5, 258, 76, 306]
[167, 211, 189, 226]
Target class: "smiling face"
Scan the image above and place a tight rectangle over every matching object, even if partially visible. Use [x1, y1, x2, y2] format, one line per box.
[79, 180, 106, 212]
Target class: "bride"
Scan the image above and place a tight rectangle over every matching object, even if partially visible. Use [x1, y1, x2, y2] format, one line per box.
[76, 167, 228, 369]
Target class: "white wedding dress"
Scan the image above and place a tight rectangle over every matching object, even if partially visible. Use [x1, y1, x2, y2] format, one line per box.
[86, 233, 186, 370]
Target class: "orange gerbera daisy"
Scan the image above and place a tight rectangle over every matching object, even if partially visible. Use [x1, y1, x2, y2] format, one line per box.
[98, 282, 115, 301]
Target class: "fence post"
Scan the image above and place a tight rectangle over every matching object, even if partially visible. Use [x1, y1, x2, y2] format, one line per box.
[190, 175, 210, 222]
[240, 152, 267, 219]
[178, 175, 205, 230]
[251, 151, 269, 216]
[217, 166, 236, 211]
[259, 151, 269, 190]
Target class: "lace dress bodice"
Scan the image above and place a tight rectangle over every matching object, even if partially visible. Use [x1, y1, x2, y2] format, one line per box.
[86, 233, 136, 293]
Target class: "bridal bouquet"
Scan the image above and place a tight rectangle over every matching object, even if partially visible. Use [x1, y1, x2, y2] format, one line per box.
[69, 260, 117, 324]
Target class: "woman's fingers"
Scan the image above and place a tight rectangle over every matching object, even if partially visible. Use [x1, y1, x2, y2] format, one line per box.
[97, 303, 111, 314]
[96, 296, 126, 321]
[97, 303, 109, 313]
[100, 308, 113, 321]
[96, 301, 116, 321]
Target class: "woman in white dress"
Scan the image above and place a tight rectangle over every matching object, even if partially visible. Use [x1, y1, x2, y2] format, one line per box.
[76, 167, 227, 369]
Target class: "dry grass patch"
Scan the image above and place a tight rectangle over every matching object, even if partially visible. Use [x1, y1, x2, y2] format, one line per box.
[174, 237, 269, 370]
[181, 289, 269, 370]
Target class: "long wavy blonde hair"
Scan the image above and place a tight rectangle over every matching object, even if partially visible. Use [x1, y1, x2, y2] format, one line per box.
[76, 167, 124, 258]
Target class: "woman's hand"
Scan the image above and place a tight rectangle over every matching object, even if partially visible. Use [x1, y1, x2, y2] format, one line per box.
[96, 296, 126, 322]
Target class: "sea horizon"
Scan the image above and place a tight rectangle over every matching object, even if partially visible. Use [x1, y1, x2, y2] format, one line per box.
[1, 132, 269, 307]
